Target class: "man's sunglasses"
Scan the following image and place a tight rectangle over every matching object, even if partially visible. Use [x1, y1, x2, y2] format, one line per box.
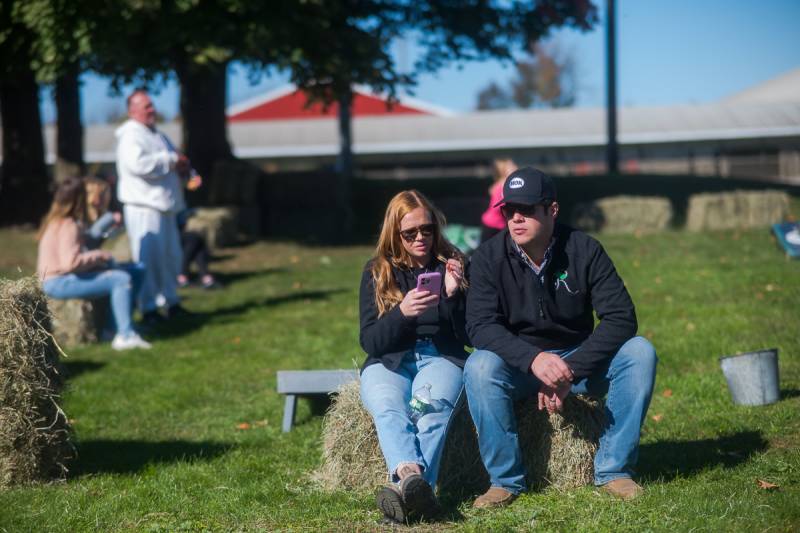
[501, 203, 550, 219]
[399, 224, 435, 242]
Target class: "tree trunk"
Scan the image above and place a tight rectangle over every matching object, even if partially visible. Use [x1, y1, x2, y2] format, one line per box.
[0, 65, 49, 225]
[334, 88, 354, 240]
[54, 64, 84, 183]
[176, 59, 232, 205]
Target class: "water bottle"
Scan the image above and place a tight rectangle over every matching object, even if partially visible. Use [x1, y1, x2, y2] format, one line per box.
[408, 383, 433, 423]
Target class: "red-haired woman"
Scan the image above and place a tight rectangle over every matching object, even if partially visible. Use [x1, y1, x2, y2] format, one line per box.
[359, 190, 468, 523]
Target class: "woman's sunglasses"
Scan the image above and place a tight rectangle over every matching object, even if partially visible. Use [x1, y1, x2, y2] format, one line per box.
[399, 224, 435, 242]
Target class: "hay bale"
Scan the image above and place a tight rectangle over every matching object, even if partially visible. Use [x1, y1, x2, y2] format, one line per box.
[572, 196, 673, 233]
[686, 190, 790, 231]
[0, 277, 74, 488]
[47, 298, 108, 347]
[185, 206, 239, 249]
[315, 380, 603, 495]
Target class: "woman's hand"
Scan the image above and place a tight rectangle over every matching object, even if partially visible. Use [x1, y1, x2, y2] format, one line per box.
[444, 258, 463, 297]
[399, 288, 439, 317]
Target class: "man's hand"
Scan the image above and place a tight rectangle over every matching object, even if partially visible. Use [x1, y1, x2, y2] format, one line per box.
[530, 351, 573, 388]
[186, 174, 203, 191]
[538, 382, 571, 414]
[399, 288, 439, 318]
[175, 154, 191, 178]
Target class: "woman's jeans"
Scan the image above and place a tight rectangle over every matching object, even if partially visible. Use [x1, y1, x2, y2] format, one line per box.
[42, 264, 144, 337]
[463, 336, 657, 494]
[360, 340, 464, 489]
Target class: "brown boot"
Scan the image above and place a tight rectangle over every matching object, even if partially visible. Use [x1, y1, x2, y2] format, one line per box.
[473, 487, 517, 509]
[601, 478, 644, 500]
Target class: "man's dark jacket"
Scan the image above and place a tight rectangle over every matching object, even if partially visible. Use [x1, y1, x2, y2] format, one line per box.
[359, 258, 469, 372]
[466, 225, 637, 380]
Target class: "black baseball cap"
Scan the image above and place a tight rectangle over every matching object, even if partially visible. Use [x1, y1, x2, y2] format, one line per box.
[493, 166, 557, 207]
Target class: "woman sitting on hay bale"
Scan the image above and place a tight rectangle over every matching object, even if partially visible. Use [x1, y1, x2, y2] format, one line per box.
[359, 190, 468, 524]
[37, 176, 151, 351]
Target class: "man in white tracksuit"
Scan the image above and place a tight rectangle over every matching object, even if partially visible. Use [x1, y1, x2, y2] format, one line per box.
[115, 90, 197, 322]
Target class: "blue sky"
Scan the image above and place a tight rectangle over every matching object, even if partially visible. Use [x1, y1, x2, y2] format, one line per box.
[41, 0, 800, 124]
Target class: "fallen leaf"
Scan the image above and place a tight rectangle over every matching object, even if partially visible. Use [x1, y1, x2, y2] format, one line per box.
[662, 389, 673, 398]
[633, 260, 640, 268]
[651, 414, 663, 422]
[290, 255, 300, 264]
[292, 281, 302, 289]
[644, 330, 655, 340]
[654, 276, 663, 284]
[686, 322, 696, 332]
[254, 419, 269, 427]
[756, 292, 765, 300]
[765, 284, 776, 292]
[231, 337, 241, 345]
[236, 422, 251, 430]
[664, 295, 673, 303]
[320, 256, 332, 265]
[756, 479, 779, 490]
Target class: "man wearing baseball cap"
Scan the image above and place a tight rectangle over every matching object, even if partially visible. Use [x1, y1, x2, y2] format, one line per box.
[464, 166, 657, 506]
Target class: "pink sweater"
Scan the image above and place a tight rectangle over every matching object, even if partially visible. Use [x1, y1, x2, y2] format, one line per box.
[481, 181, 506, 230]
[37, 218, 109, 281]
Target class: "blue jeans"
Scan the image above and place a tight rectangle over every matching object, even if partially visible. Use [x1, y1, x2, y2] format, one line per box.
[43, 267, 140, 337]
[464, 336, 657, 493]
[360, 340, 464, 489]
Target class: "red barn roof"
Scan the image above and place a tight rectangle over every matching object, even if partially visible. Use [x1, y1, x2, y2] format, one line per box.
[227, 84, 452, 122]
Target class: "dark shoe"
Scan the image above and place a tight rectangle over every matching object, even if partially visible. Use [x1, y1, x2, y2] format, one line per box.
[142, 310, 166, 327]
[399, 474, 439, 521]
[473, 487, 517, 509]
[601, 478, 643, 500]
[166, 304, 193, 319]
[376, 484, 407, 524]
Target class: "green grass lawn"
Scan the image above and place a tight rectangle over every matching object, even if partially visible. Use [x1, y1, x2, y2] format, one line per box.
[1, 225, 798, 532]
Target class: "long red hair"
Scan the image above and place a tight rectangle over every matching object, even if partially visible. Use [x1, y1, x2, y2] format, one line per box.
[370, 190, 464, 316]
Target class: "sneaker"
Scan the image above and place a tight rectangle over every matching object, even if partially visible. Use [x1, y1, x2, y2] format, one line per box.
[376, 484, 407, 524]
[142, 310, 166, 327]
[399, 474, 439, 521]
[473, 487, 517, 509]
[111, 332, 152, 351]
[601, 478, 643, 500]
[201, 276, 221, 290]
[166, 304, 193, 319]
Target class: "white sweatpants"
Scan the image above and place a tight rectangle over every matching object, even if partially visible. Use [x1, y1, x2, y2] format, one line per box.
[123, 204, 182, 313]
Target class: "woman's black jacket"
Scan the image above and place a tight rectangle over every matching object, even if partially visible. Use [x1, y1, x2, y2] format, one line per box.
[359, 258, 469, 372]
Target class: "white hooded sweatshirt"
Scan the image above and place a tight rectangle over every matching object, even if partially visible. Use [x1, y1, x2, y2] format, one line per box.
[115, 119, 185, 213]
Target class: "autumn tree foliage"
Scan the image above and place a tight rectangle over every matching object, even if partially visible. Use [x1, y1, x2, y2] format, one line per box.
[477, 41, 579, 110]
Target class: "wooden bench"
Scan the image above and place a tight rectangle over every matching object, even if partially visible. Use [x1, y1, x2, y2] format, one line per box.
[276, 369, 359, 432]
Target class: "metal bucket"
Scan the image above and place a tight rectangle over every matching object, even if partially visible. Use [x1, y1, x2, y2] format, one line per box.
[719, 348, 780, 406]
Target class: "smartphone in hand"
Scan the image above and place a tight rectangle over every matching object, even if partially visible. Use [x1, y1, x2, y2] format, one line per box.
[416, 272, 442, 296]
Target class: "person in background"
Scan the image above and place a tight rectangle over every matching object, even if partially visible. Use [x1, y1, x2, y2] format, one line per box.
[115, 89, 201, 324]
[480, 158, 518, 243]
[176, 209, 220, 290]
[359, 190, 468, 524]
[84, 176, 124, 250]
[84, 176, 147, 336]
[37, 177, 151, 351]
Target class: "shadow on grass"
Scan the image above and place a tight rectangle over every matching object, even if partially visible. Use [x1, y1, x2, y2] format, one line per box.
[148, 288, 349, 340]
[780, 388, 800, 400]
[73, 439, 232, 476]
[62, 360, 106, 380]
[177, 267, 288, 289]
[638, 430, 768, 482]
